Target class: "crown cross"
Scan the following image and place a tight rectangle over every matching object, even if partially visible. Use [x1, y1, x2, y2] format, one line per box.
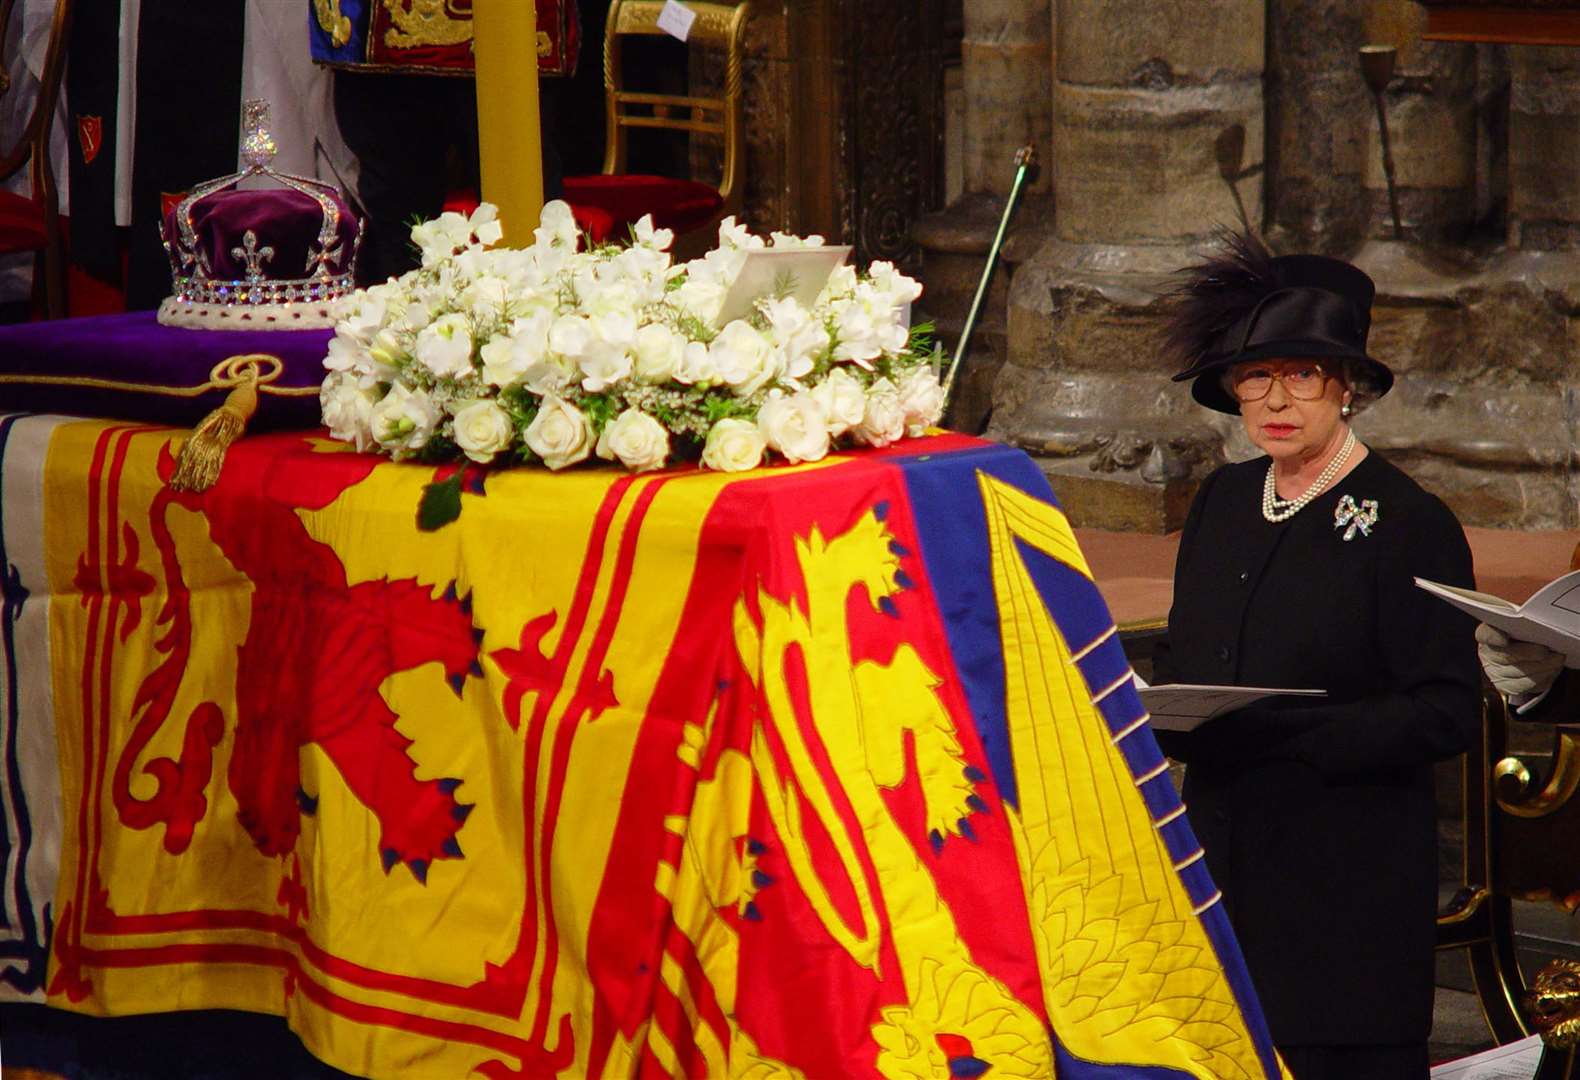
[308, 235, 344, 280]
[231, 230, 276, 284]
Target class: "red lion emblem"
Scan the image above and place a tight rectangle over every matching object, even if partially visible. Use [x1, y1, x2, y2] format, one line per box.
[113, 438, 481, 881]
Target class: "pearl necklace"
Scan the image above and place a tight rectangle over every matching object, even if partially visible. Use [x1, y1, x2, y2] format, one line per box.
[1261, 429, 1356, 523]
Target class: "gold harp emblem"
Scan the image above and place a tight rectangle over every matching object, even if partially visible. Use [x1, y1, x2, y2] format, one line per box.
[382, 0, 474, 49]
[313, 0, 353, 48]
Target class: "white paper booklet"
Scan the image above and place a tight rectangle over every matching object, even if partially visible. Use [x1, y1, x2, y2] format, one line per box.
[1415, 570, 1580, 665]
[1429, 1033, 1543, 1080]
[1138, 683, 1327, 733]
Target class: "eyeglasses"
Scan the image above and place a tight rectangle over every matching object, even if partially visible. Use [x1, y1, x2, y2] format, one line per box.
[1230, 363, 1332, 402]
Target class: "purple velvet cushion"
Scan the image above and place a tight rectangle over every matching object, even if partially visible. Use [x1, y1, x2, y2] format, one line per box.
[0, 312, 328, 429]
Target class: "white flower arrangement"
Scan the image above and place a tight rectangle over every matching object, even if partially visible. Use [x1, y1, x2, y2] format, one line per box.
[319, 201, 942, 475]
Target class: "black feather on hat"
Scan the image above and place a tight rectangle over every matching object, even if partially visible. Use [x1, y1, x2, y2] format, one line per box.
[1164, 229, 1393, 414]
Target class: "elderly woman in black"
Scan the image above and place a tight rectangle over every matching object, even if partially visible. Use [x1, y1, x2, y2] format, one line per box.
[1153, 233, 1480, 1080]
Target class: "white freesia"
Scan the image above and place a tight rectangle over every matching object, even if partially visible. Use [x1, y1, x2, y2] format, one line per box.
[534, 199, 580, 249]
[452, 399, 515, 464]
[369, 382, 439, 456]
[324, 331, 372, 374]
[770, 230, 825, 249]
[579, 340, 634, 393]
[632, 214, 674, 252]
[320, 374, 378, 452]
[524, 394, 594, 470]
[480, 310, 553, 387]
[414, 312, 474, 378]
[809, 367, 868, 437]
[595, 408, 670, 472]
[762, 297, 829, 381]
[470, 202, 504, 247]
[854, 378, 907, 448]
[411, 210, 474, 268]
[674, 341, 717, 385]
[757, 391, 831, 464]
[700, 418, 766, 472]
[896, 367, 945, 436]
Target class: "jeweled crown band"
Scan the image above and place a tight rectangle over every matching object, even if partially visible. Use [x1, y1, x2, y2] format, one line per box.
[167, 271, 356, 309]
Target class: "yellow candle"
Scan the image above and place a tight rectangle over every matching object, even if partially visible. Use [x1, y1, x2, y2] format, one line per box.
[472, 0, 544, 242]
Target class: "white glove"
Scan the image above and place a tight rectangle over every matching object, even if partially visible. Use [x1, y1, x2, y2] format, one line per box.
[1477, 623, 1565, 699]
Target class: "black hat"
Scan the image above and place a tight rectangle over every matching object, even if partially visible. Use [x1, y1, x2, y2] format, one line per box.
[1165, 232, 1393, 414]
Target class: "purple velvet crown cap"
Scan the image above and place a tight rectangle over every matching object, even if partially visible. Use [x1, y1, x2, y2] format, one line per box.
[161, 185, 360, 287]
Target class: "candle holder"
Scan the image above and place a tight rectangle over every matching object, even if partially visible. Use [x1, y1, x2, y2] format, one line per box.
[1360, 44, 1404, 240]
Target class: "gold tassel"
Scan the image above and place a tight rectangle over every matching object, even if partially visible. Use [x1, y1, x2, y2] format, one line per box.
[169, 375, 260, 493]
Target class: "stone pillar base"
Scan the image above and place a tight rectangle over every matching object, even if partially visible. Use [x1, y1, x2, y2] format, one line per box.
[989, 238, 1230, 531]
[914, 193, 1053, 434]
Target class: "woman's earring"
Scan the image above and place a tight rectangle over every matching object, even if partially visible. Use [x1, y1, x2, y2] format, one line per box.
[1341, 401, 1354, 418]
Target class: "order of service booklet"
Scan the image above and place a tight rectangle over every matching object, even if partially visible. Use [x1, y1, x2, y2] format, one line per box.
[1137, 682, 1327, 733]
[1414, 570, 1580, 665]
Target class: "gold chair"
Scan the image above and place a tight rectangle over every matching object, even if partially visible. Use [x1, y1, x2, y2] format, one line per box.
[563, 0, 748, 259]
[0, 0, 71, 319]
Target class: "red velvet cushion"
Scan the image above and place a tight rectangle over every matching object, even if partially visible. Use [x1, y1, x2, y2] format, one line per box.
[561, 174, 723, 238]
[0, 190, 47, 252]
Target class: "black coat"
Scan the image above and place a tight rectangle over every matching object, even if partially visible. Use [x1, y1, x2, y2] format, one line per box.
[1154, 451, 1479, 1048]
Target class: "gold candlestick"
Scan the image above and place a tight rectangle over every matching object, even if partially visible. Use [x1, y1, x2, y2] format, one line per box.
[473, 1, 545, 242]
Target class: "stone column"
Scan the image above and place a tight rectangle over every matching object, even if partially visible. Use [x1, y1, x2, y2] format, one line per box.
[1265, 0, 1369, 252]
[1509, 46, 1580, 250]
[988, 0, 1263, 530]
[963, 0, 1053, 200]
[913, 0, 1052, 434]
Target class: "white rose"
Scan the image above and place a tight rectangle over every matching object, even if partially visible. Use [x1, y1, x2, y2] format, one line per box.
[524, 394, 594, 470]
[451, 399, 515, 464]
[757, 391, 831, 464]
[414, 312, 475, 378]
[319, 374, 378, 452]
[896, 367, 945, 436]
[809, 367, 868, 438]
[595, 408, 670, 472]
[711, 320, 781, 397]
[672, 278, 726, 326]
[369, 382, 439, 456]
[700, 418, 766, 473]
[854, 378, 907, 448]
[632, 323, 685, 383]
[548, 314, 595, 361]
